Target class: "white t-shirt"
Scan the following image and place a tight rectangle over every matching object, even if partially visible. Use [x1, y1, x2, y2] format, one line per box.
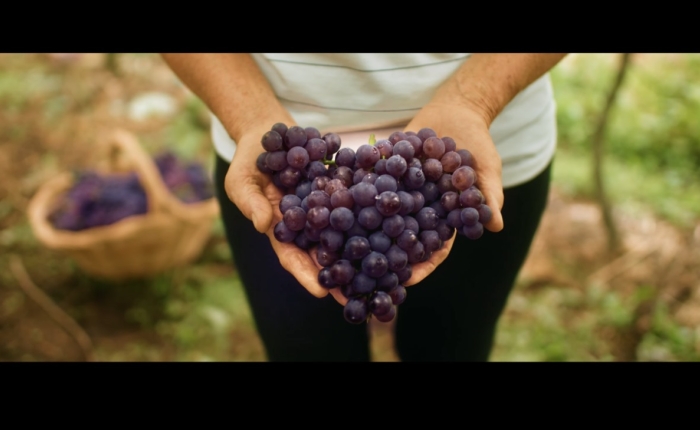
[210, 53, 557, 188]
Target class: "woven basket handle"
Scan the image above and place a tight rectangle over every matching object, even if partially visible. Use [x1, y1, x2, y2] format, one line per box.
[101, 129, 173, 215]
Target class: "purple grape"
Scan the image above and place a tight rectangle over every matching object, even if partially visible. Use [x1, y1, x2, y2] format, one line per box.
[335, 148, 356, 168]
[457, 149, 474, 167]
[388, 285, 407, 305]
[392, 140, 415, 161]
[330, 188, 354, 209]
[343, 236, 371, 261]
[394, 265, 412, 284]
[304, 222, 322, 241]
[420, 230, 441, 253]
[320, 228, 345, 251]
[265, 150, 288, 171]
[351, 273, 377, 296]
[274, 221, 297, 243]
[318, 267, 336, 289]
[459, 187, 485, 208]
[374, 305, 397, 322]
[307, 206, 330, 229]
[440, 151, 462, 173]
[305, 137, 327, 161]
[451, 166, 476, 191]
[271, 123, 288, 140]
[256, 152, 273, 174]
[403, 167, 425, 190]
[406, 241, 425, 264]
[329, 207, 354, 231]
[353, 168, 372, 185]
[416, 207, 439, 231]
[436, 220, 455, 241]
[311, 176, 331, 192]
[374, 158, 388, 175]
[376, 272, 399, 292]
[423, 137, 446, 159]
[441, 136, 457, 153]
[436, 174, 457, 194]
[330, 259, 355, 285]
[287, 146, 309, 170]
[345, 219, 368, 239]
[460, 207, 479, 226]
[283, 206, 306, 231]
[386, 245, 408, 272]
[356, 144, 381, 168]
[374, 140, 393, 158]
[361, 251, 389, 278]
[323, 133, 342, 156]
[369, 291, 393, 316]
[376, 191, 402, 217]
[358, 206, 383, 230]
[341, 283, 362, 299]
[463, 222, 484, 240]
[307, 190, 331, 210]
[324, 178, 346, 196]
[262, 130, 284, 152]
[344, 298, 369, 324]
[295, 181, 312, 200]
[368, 231, 392, 253]
[332, 166, 354, 188]
[477, 204, 493, 224]
[382, 214, 405, 238]
[405, 135, 423, 157]
[294, 232, 314, 250]
[305, 126, 321, 140]
[422, 158, 443, 182]
[397, 191, 415, 216]
[447, 209, 464, 229]
[440, 191, 460, 212]
[374, 174, 398, 194]
[351, 182, 378, 207]
[316, 247, 339, 267]
[396, 229, 419, 251]
[284, 125, 307, 149]
[417, 128, 437, 142]
[385, 155, 408, 178]
[420, 182, 439, 204]
[279, 194, 301, 214]
[278, 166, 301, 188]
[301, 196, 310, 212]
[388, 131, 408, 144]
[360, 173, 379, 185]
[403, 215, 420, 234]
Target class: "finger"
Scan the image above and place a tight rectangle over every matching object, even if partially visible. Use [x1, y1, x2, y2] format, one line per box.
[481, 187, 505, 233]
[329, 288, 348, 306]
[404, 233, 456, 287]
[266, 230, 329, 299]
[226, 169, 274, 233]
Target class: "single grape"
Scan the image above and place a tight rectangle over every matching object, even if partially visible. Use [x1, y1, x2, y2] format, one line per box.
[436, 173, 457, 194]
[353, 168, 372, 185]
[356, 144, 381, 168]
[256, 152, 273, 174]
[397, 191, 415, 216]
[396, 229, 419, 251]
[403, 167, 425, 190]
[265, 150, 288, 171]
[423, 137, 446, 160]
[456, 149, 475, 167]
[332, 166, 354, 188]
[392, 140, 415, 161]
[343, 236, 372, 261]
[351, 182, 378, 207]
[422, 158, 443, 182]
[441, 136, 457, 153]
[416, 207, 440, 231]
[386, 245, 408, 272]
[305, 137, 327, 161]
[358, 206, 383, 230]
[274, 221, 297, 243]
[307, 190, 332, 210]
[330, 188, 354, 209]
[304, 222, 322, 241]
[435, 220, 455, 241]
[376, 191, 402, 217]
[374, 174, 398, 194]
[323, 133, 342, 156]
[305, 126, 321, 140]
[429, 201, 447, 218]
[311, 176, 331, 192]
[368, 231, 392, 254]
[394, 265, 412, 284]
[271, 123, 288, 141]
[381, 214, 405, 238]
[320, 228, 345, 251]
[451, 166, 476, 191]
[419, 182, 439, 204]
[335, 148, 356, 168]
[440, 151, 462, 173]
[361, 251, 389, 278]
[374, 158, 388, 176]
[351, 273, 377, 296]
[386, 155, 408, 178]
[460, 207, 479, 226]
[284, 125, 308, 149]
[459, 187, 485, 208]
[283, 206, 307, 231]
[477, 204, 493, 224]
[307, 205, 330, 229]
[344, 298, 369, 324]
[388, 131, 408, 144]
[440, 191, 460, 212]
[388, 284, 407, 305]
[405, 135, 423, 157]
[406, 241, 425, 264]
[294, 231, 314, 250]
[403, 215, 420, 234]
[447, 209, 464, 229]
[374, 139, 393, 158]
[278, 166, 301, 188]
[330, 259, 355, 285]
[368, 291, 393, 316]
[318, 267, 336, 289]
[262, 130, 284, 152]
[295, 181, 312, 200]
[420, 230, 442, 253]
[286, 146, 310, 170]
[360, 172, 379, 185]
[463, 222, 484, 240]
[280, 194, 302, 214]
[374, 305, 397, 322]
[417, 128, 437, 142]
[316, 247, 339, 267]
[376, 272, 399, 292]
[329, 207, 354, 231]
[324, 178, 346, 196]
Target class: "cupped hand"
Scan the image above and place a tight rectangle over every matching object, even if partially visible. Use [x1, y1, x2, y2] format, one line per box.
[401, 101, 504, 287]
[224, 126, 345, 304]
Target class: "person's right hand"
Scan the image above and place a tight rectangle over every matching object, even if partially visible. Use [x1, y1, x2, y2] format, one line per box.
[224, 123, 346, 304]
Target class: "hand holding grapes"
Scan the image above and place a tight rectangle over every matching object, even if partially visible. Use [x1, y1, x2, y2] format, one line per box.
[225, 123, 342, 302]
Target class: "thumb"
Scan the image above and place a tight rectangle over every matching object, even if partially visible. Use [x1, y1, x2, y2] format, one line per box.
[226, 173, 274, 233]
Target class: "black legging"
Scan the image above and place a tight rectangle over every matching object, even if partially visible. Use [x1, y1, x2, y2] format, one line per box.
[215, 155, 552, 361]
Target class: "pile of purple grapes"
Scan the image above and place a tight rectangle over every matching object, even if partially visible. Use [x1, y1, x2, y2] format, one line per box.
[256, 123, 492, 325]
[50, 152, 214, 231]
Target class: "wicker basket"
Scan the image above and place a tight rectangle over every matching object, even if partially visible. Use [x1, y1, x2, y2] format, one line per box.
[27, 129, 220, 281]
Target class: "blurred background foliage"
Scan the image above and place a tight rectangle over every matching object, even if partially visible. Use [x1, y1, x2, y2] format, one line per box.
[0, 53, 698, 361]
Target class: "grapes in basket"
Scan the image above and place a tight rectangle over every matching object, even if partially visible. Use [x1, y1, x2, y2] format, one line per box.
[50, 151, 214, 231]
[256, 123, 493, 325]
